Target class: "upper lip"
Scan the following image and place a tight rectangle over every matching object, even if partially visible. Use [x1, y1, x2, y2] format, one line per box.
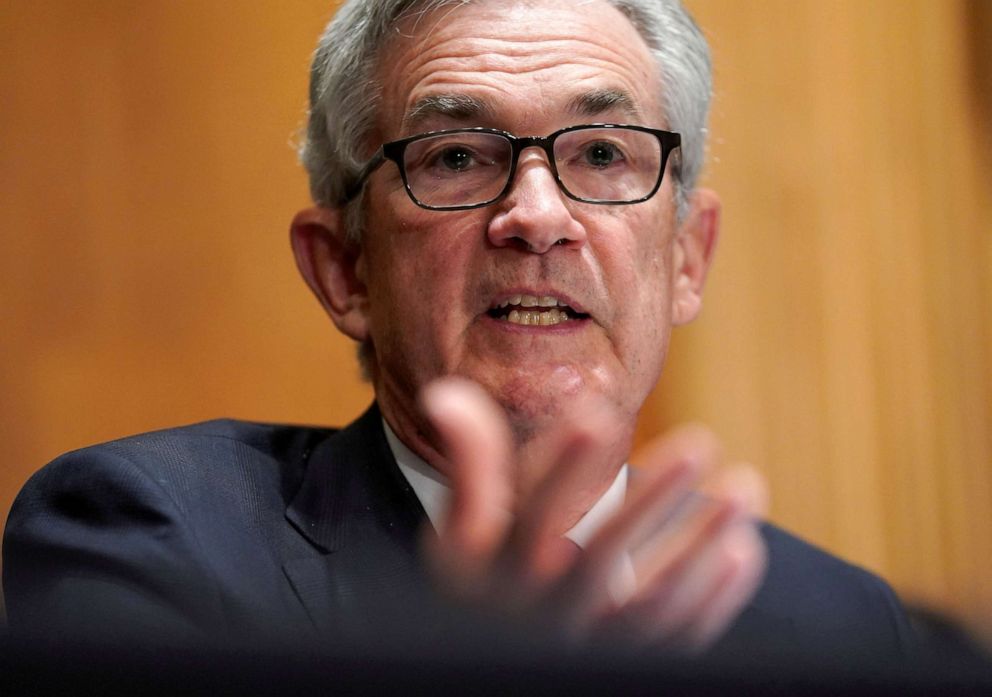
[487, 290, 589, 316]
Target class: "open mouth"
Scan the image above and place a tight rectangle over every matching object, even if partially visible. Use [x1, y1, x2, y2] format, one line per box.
[487, 294, 589, 326]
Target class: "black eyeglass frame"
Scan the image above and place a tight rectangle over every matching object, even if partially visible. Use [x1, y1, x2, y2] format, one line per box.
[342, 123, 681, 211]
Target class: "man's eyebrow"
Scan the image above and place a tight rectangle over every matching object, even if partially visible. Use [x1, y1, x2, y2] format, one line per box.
[403, 94, 493, 130]
[567, 89, 643, 120]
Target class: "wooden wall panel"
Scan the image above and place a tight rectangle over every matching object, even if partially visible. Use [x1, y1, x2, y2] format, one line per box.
[2, 1, 990, 635]
[0, 1, 372, 610]
[645, 0, 992, 627]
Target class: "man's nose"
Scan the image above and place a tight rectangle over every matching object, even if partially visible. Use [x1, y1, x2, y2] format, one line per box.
[486, 151, 587, 253]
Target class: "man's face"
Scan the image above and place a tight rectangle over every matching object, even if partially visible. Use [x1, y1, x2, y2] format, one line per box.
[327, 0, 714, 443]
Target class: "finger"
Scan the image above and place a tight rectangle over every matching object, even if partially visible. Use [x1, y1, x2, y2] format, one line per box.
[609, 511, 749, 646]
[616, 466, 767, 648]
[629, 494, 744, 612]
[581, 424, 720, 578]
[419, 378, 513, 590]
[632, 459, 767, 575]
[630, 459, 767, 598]
[683, 525, 767, 651]
[551, 425, 717, 629]
[700, 462, 769, 518]
[507, 398, 625, 583]
[621, 423, 725, 552]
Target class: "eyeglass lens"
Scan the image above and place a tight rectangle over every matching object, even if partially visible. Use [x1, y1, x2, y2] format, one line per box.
[400, 127, 663, 208]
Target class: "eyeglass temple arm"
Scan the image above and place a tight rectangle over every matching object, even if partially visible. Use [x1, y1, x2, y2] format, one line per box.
[341, 149, 386, 204]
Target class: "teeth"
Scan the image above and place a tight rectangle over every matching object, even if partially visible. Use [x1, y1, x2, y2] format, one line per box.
[493, 293, 576, 324]
[503, 308, 569, 326]
[497, 294, 564, 309]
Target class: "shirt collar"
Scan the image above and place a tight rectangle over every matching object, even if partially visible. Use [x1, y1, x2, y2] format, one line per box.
[383, 419, 628, 548]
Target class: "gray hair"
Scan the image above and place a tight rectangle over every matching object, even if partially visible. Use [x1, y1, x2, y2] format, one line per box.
[300, 0, 712, 239]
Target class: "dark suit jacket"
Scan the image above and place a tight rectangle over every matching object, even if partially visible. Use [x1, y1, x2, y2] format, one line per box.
[3, 405, 916, 661]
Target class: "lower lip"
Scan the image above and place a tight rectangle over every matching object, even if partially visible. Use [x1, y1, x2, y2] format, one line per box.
[482, 313, 589, 333]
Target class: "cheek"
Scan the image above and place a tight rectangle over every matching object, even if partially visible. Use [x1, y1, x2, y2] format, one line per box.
[363, 211, 479, 345]
[604, 213, 675, 316]
[637, 245, 676, 344]
[602, 212, 677, 369]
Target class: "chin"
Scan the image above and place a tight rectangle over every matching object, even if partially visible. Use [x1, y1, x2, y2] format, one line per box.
[478, 366, 608, 442]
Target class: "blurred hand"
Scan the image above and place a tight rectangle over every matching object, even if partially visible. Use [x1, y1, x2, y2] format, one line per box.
[419, 377, 768, 654]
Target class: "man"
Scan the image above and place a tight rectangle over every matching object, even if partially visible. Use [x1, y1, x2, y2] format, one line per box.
[4, 0, 913, 662]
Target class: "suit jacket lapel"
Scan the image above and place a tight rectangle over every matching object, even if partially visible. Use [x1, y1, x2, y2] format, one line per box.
[282, 404, 431, 638]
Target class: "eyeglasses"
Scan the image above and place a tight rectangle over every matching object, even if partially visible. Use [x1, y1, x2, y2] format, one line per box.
[343, 124, 681, 211]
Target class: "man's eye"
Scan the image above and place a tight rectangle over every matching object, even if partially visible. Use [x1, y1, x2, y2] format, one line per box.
[583, 141, 623, 168]
[438, 147, 474, 171]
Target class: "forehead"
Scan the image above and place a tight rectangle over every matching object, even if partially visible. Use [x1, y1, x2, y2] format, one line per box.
[375, 0, 662, 136]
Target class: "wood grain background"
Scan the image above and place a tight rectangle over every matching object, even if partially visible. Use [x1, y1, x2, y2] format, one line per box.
[2, 0, 989, 633]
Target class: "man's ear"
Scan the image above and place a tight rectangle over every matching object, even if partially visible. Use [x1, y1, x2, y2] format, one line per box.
[290, 206, 370, 342]
[671, 188, 721, 326]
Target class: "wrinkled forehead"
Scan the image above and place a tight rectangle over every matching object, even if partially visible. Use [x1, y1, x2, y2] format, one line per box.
[372, 0, 663, 139]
